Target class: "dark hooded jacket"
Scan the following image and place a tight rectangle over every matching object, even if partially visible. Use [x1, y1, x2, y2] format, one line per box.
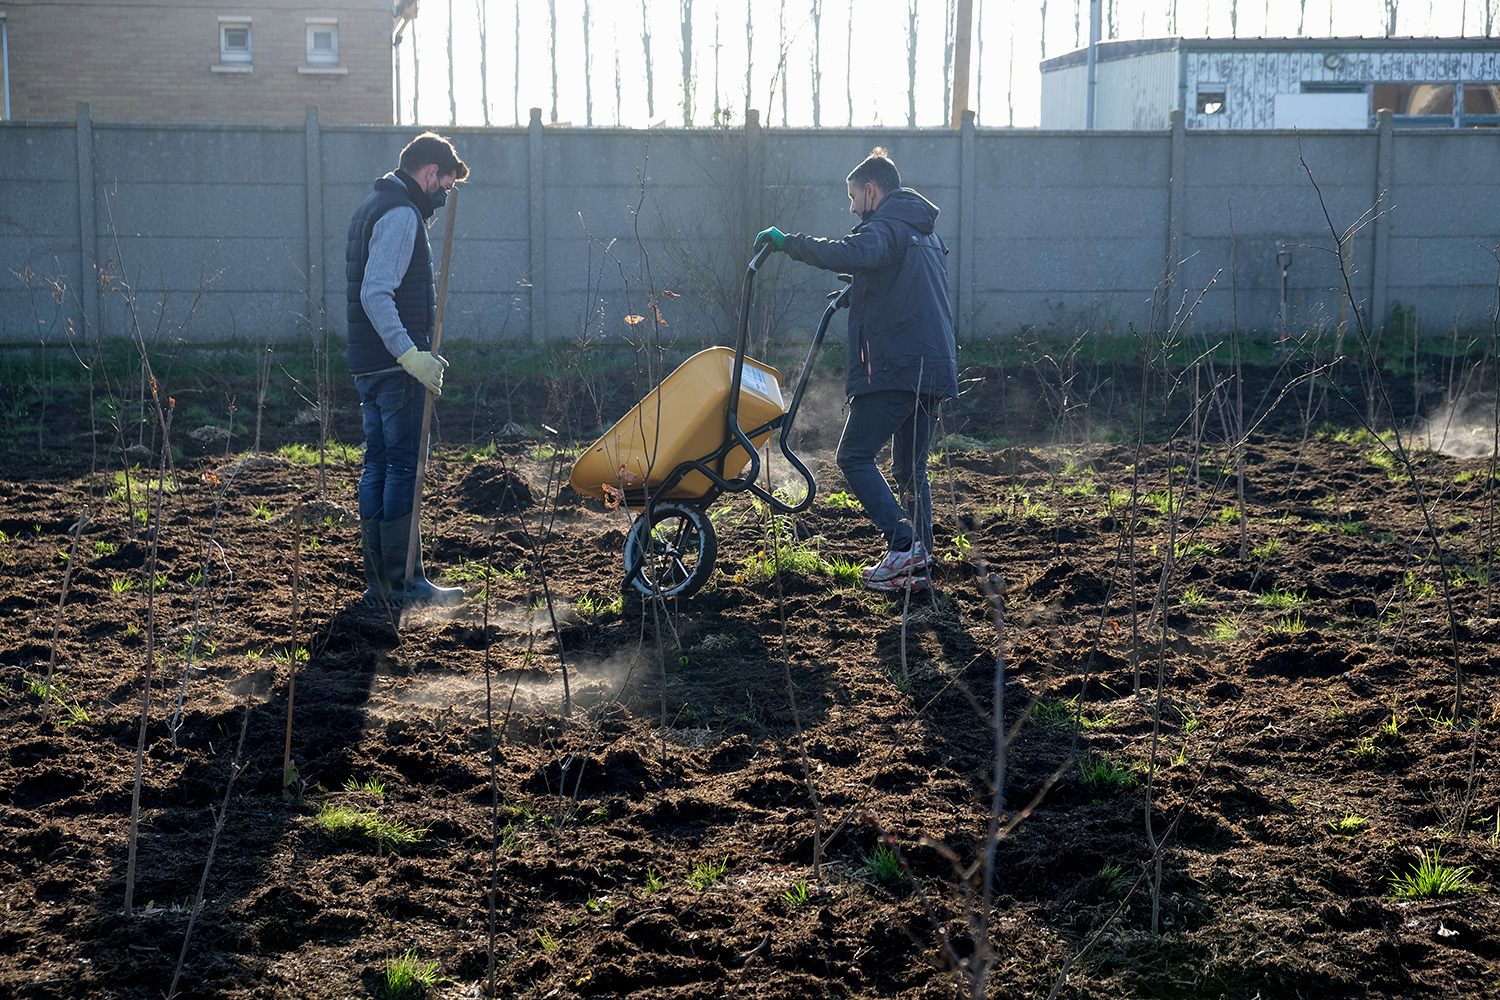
[781, 187, 959, 400]
[345, 171, 437, 376]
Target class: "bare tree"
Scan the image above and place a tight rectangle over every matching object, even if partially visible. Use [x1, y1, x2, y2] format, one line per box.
[548, 0, 559, 121]
[681, 0, 694, 125]
[642, 0, 656, 121]
[615, 33, 623, 124]
[906, 0, 918, 126]
[942, 0, 956, 127]
[1488, 0, 1496, 36]
[476, 0, 490, 125]
[811, 0, 823, 126]
[1384, 0, 1399, 36]
[745, 0, 754, 120]
[411, 19, 421, 122]
[1229, 0, 1238, 37]
[976, 0, 986, 124]
[779, 0, 789, 124]
[712, 5, 722, 122]
[513, 0, 520, 124]
[1040, 0, 1048, 57]
[1297, 0, 1306, 35]
[447, 0, 456, 125]
[584, 0, 594, 125]
[846, 0, 855, 124]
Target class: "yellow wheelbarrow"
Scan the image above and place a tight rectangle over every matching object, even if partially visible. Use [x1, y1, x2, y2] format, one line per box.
[570, 244, 850, 598]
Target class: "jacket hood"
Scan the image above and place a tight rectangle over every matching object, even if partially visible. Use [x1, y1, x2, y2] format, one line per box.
[869, 187, 939, 234]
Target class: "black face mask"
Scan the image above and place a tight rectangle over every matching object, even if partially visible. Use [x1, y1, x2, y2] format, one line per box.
[428, 186, 448, 210]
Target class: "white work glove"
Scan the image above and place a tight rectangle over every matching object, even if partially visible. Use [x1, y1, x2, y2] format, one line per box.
[397, 346, 448, 396]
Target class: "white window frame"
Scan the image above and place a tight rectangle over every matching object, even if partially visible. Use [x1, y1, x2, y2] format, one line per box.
[305, 18, 339, 67]
[299, 16, 348, 75]
[215, 16, 253, 73]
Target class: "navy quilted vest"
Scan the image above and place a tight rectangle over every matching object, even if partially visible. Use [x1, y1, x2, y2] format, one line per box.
[345, 173, 435, 375]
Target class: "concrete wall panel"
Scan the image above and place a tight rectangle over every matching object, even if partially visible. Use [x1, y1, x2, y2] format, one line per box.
[2, 113, 1496, 346]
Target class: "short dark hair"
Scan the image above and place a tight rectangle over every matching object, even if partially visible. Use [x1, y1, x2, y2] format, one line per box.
[846, 147, 900, 194]
[398, 131, 470, 181]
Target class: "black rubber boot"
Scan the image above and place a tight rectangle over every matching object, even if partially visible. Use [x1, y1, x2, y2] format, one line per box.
[380, 513, 464, 609]
[360, 518, 389, 607]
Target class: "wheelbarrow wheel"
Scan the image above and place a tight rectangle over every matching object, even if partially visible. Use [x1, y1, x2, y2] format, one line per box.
[623, 502, 717, 599]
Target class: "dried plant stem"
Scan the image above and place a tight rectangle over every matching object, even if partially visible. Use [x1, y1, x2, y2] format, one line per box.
[1300, 150, 1465, 717]
[41, 508, 89, 703]
[124, 398, 174, 919]
[282, 502, 303, 790]
[165, 704, 250, 1000]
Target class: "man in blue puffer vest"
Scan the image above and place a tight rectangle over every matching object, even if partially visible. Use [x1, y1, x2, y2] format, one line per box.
[756, 147, 959, 592]
[346, 132, 469, 610]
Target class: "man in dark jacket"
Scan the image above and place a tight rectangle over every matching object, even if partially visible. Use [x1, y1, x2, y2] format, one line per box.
[757, 147, 958, 592]
[346, 131, 468, 610]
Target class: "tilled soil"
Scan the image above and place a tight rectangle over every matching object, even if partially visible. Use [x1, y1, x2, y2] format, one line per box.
[1, 363, 1498, 1000]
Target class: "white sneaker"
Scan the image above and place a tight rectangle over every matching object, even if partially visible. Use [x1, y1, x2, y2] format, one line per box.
[862, 540, 930, 584]
[866, 572, 931, 593]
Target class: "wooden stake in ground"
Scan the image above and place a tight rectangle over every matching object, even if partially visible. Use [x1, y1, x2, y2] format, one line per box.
[401, 190, 459, 620]
[282, 501, 303, 798]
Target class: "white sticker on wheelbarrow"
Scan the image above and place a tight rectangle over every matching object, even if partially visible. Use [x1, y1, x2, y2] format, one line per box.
[741, 366, 781, 404]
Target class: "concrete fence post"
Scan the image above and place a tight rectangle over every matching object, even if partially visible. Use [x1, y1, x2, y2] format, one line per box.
[745, 108, 763, 253]
[1166, 107, 1186, 292]
[75, 101, 99, 339]
[304, 105, 324, 335]
[957, 108, 977, 341]
[1371, 108, 1394, 332]
[527, 107, 546, 343]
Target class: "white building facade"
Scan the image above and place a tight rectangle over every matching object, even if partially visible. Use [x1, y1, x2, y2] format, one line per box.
[1041, 37, 1500, 130]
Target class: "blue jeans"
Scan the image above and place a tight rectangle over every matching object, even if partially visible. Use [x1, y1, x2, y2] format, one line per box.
[355, 370, 425, 522]
[836, 390, 938, 552]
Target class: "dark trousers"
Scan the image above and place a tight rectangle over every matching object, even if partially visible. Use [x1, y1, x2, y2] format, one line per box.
[835, 390, 938, 552]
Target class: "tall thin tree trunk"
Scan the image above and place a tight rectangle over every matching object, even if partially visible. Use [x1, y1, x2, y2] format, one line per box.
[1229, 0, 1238, 37]
[1008, 2, 1018, 126]
[1385, 0, 1399, 36]
[584, 0, 594, 125]
[1297, 0, 1306, 36]
[681, 0, 694, 125]
[811, 0, 823, 126]
[712, 6, 721, 122]
[846, 0, 855, 124]
[642, 0, 655, 121]
[513, 1, 520, 124]
[976, 0, 985, 125]
[906, 0, 918, 126]
[412, 21, 421, 122]
[549, 0, 559, 121]
[1040, 0, 1048, 57]
[615, 34, 623, 124]
[447, 0, 456, 125]
[786, 0, 798, 125]
[1075, 0, 1083, 47]
[476, 0, 490, 125]
[942, 0, 956, 126]
[745, 0, 754, 120]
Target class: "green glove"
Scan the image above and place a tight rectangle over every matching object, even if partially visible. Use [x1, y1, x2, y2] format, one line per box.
[397, 346, 448, 396]
[754, 227, 786, 252]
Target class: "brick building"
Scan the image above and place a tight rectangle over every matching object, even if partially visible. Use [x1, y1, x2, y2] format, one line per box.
[0, 0, 393, 124]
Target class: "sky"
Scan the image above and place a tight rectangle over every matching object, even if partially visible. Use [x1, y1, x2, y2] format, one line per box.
[395, 0, 1499, 130]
